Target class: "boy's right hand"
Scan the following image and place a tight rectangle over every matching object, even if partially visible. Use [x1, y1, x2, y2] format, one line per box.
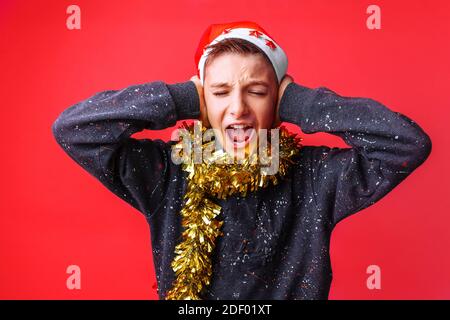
[190, 75, 210, 128]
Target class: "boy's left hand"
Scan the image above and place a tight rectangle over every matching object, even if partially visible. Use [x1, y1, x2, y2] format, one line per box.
[273, 74, 294, 127]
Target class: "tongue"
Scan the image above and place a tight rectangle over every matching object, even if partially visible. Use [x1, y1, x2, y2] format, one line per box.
[227, 127, 253, 143]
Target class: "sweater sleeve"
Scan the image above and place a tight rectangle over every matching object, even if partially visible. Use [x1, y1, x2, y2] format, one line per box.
[279, 83, 432, 227]
[51, 80, 200, 216]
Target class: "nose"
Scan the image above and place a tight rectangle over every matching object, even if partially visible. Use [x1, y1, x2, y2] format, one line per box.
[229, 91, 248, 118]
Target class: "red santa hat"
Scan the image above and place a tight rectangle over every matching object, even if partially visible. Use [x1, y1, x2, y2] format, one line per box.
[195, 21, 288, 84]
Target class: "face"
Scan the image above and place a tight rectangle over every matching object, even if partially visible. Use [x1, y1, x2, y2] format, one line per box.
[204, 53, 278, 156]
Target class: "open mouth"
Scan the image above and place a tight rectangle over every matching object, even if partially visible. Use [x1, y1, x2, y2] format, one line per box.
[224, 124, 255, 148]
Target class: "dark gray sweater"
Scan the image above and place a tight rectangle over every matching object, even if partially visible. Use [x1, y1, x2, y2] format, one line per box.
[52, 80, 431, 299]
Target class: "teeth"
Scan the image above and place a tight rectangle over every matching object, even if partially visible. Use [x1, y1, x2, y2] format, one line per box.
[229, 124, 251, 129]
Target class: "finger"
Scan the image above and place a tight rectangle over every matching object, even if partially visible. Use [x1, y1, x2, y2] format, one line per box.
[283, 74, 293, 83]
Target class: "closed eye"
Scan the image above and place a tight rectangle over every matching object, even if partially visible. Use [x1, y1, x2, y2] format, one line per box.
[213, 92, 227, 96]
[250, 92, 266, 96]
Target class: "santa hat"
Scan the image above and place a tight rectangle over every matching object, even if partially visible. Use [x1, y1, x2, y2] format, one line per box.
[195, 21, 288, 84]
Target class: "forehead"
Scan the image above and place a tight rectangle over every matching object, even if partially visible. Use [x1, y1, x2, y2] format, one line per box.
[205, 53, 275, 84]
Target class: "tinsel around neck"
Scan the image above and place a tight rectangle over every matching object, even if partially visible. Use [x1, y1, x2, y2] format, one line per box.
[165, 121, 302, 299]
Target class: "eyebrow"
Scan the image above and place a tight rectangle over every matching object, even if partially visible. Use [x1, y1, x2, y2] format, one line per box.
[209, 80, 270, 88]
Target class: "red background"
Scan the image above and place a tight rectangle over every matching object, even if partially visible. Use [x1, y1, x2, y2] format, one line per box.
[0, 0, 448, 299]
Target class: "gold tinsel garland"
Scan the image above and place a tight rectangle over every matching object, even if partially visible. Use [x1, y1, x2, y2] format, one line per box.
[165, 121, 302, 300]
